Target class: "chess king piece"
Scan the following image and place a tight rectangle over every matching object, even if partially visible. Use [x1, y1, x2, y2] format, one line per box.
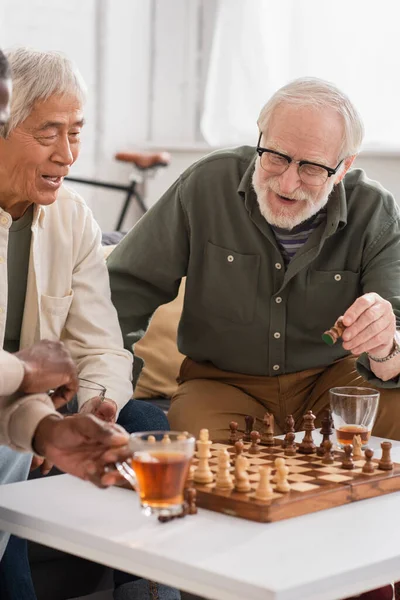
[255, 466, 273, 500]
[234, 455, 251, 493]
[215, 448, 234, 490]
[229, 421, 239, 445]
[317, 408, 334, 457]
[284, 431, 297, 457]
[341, 444, 354, 470]
[244, 415, 255, 442]
[248, 430, 261, 454]
[352, 434, 363, 460]
[275, 459, 291, 493]
[298, 410, 316, 454]
[193, 428, 214, 484]
[282, 414, 295, 448]
[378, 441, 393, 471]
[322, 317, 346, 345]
[362, 448, 375, 474]
[263, 411, 275, 446]
[322, 439, 335, 464]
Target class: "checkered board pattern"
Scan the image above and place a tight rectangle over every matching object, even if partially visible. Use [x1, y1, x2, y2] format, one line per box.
[192, 440, 400, 523]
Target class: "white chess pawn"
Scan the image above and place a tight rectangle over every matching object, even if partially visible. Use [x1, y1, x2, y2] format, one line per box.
[215, 449, 234, 490]
[275, 460, 291, 493]
[234, 455, 251, 493]
[272, 457, 285, 482]
[147, 435, 156, 443]
[161, 434, 171, 444]
[255, 466, 273, 500]
[193, 428, 213, 484]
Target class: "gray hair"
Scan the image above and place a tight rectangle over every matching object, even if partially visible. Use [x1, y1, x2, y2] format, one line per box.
[0, 47, 87, 137]
[257, 77, 364, 158]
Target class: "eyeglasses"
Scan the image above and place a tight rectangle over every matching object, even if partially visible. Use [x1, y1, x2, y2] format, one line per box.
[256, 133, 343, 186]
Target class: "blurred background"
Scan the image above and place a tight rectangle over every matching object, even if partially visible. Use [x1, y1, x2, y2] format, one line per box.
[1, 0, 399, 232]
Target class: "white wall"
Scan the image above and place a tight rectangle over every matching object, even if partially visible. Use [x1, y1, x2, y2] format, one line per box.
[1, 0, 400, 231]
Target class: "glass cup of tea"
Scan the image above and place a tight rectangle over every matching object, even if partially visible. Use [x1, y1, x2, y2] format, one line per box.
[115, 431, 195, 517]
[329, 387, 380, 448]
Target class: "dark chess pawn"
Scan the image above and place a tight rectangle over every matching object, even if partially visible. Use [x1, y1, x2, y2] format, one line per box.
[378, 441, 393, 471]
[248, 430, 261, 454]
[244, 415, 255, 442]
[298, 410, 316, 454]
[284, 431, 297, 457]
[233, 439, 244, 465]
[282, 414, 295, 448]
[158, 513, 176, 523]
[341, 444, 354, 470]
[322, 439, 334, 464]
[317, 408, 334, 457]
[362, 448, 375, 474]
[229, 421, 239, 445]
[263, 411, 275, 446]
[187, 487, 198, 515]
[177, 502, 188, 518]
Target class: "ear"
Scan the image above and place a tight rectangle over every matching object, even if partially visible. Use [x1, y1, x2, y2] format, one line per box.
[335, 155, 356, 183]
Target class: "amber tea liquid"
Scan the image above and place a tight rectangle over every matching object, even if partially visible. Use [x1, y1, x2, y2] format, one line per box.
[336, 424, 370, 446]
[131, 451, 190, 509]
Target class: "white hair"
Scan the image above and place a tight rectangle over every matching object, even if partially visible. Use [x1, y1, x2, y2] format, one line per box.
[0, 47, 87, 137]
[257, 77, 364, 158]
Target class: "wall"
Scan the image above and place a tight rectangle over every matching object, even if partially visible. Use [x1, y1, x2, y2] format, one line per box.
[1, 0, 399, 232]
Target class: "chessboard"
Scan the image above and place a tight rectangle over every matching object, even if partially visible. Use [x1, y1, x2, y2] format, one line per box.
[191, 439, 400, 523]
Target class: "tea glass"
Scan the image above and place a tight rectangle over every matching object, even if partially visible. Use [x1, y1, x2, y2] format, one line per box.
[116, 431, 195, 517]
[329, 386, 380, 448]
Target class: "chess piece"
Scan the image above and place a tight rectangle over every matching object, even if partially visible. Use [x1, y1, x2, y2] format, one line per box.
[378, 441, 394, 471]
[215, 448, 234, 490]
[244, 415, 255, 442]
[248, 430, 261, 454]
[233, 439, 244, 465]
[341, 444, 354, 470]
[275, 459, 291, 493]
[272, 457, 285, 482]
[147, 435, 156, 443]
[362, 448, 375, 474]
[322, 317, 345, 345]
[255, 466, 273, 500]
[298, 410, 317, 454]
[352, 434, 363, 460]
[158, 513, 175, 523]
[186, 487, 198, 515]
[229, 421, 239, 445]
[317, 408, 334, 456]
[282, 414, 295, 448]
[162, 434, 171, 444]
[193, 428, 214, 484]
[186, 462, 196, 486]
[234, 455, 251, 492]
[322, 439, 335, 464]
[263, 412, 275, 446]
[284, 431, 297, 457]
[177, 432, 188, 441]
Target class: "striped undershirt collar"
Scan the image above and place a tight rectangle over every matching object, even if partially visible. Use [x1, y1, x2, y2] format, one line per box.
[271, 208, 327, 265]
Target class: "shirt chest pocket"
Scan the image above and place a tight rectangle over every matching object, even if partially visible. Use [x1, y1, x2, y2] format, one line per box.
[201, 242, 260, 324]
[40, 291, 74, 340]
[306, 270, 360, 328]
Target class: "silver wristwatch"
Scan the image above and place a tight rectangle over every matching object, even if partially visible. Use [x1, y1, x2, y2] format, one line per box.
[368, 332, 400, 363]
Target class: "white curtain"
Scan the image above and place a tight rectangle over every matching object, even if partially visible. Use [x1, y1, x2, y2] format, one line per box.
[201, 0, 400, 151]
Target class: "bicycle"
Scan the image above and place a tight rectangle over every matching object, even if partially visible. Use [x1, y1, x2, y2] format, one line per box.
[66, 150, 171, 231]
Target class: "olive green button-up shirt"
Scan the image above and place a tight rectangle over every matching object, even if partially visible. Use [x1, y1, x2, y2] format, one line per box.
[108, 146, 400, 388]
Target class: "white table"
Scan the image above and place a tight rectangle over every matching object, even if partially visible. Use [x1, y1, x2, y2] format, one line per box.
[1, 434, 400, 600]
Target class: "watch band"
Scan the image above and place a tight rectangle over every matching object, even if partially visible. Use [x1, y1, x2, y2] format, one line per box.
[368, 335, 400, 363]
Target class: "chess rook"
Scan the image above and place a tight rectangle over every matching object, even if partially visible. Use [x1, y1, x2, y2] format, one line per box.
[378, 441, 393, 471]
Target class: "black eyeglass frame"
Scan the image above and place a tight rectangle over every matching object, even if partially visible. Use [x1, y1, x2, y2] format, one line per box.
[256, 133, 344, 179]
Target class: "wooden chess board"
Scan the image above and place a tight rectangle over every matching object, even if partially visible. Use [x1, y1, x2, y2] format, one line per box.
[191, 439, 400, 523]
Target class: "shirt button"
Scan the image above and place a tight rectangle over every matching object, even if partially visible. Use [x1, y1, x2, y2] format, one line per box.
[275, 297, 282, 304]
[0, 307, 3, 314]
[0, 257, 4, 264]
[334, 274, 341, 281]
[275, 263, 282, 270]
[227, 255, 234, 263]
[0, 216, 9, 226]
[274, 332, 281, 339]
[273, 364, 280, 371]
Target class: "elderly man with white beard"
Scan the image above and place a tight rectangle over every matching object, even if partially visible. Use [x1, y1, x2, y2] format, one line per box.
[108, 77, 400, 441]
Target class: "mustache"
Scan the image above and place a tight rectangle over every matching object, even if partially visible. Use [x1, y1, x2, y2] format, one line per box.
[261, 176, 313, 202]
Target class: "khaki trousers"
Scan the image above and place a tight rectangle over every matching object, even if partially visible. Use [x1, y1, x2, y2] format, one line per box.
[168, 356, 400, 441]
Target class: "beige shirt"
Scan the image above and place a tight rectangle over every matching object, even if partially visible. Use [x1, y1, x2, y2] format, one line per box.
[0, 350, 59, 452]
[0, 185, 133, 411]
